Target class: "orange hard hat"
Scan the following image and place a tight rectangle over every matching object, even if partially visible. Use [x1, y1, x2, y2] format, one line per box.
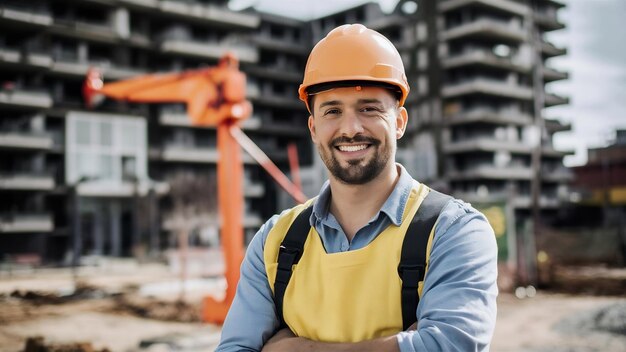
[298, 24, 410, 111]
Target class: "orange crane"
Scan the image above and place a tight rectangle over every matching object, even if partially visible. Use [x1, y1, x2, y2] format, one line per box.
[83, 54, 307, 323]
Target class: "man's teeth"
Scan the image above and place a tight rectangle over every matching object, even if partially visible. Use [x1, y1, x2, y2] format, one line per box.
[338, 144, 368, 152]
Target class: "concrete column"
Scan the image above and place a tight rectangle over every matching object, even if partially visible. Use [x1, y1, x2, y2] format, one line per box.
[93, 205, 104, 256]
[112, 7, 130, 39]
[110, 201, 121, 257]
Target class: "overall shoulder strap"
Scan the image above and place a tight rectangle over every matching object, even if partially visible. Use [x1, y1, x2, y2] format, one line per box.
[273, 206, 313, 328]
[399, 189, 452, 330]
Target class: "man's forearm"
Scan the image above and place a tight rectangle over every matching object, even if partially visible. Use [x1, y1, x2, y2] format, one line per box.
[262, 329, 400, 352]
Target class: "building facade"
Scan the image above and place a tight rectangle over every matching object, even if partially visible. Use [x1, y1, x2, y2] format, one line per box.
[0, 0, 570, 266]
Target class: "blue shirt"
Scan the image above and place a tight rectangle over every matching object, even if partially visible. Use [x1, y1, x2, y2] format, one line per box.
[217, 165, 498, 351]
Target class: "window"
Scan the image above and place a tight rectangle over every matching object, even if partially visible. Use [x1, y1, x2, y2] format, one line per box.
[66, 111, 147, 184]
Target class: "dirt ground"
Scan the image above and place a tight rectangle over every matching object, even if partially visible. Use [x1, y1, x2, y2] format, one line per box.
[0, 262, 624, 352]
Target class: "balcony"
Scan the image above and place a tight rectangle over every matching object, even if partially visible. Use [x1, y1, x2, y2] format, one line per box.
[0, 131, 53, 150]
[249, 94, 302, 109]
[0, 213, 53, 233]
[542, 66, 568, 82]
[51, 58, 146, 79]
[439, 0, 528, 16]
[541, 41, 567, 58]
[118, 0, 158, 9]
[0, 47, 52, 69]
[544, 92, 569, 107]
[0, 174, 55, 190]
[0, 4, 52, 27]
[52, 18, 118, 43]
[441, 18, 527, 43]
[445, 108, 533, 126]
[244, 182, 265, 198]
[534, 11, 565, 31]
[252, 36, 308, 55]
[159, 1, 260, 29]
[541, 167, 573, 182]
[76, 179, 170, 197]
[160, 39, 258, 64]
[246, 65, 302, 83]
[161, 145, 218, 164]
[162, 212, 263, 231]
[443, 49, 530, 72]
[512, 195, 560, 209]
[447, 165, 533, 180]
[544, 118, 571, 133]
[443, 79, 533, 100]
[158, 109, 261, 130]
[0, 88, 52, 109]
[542, 145, 574, 157]
[444, 137, 532, 154]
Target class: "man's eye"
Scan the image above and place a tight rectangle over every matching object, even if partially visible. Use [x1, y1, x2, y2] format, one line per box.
[361, 106, 381, 113]
[323, 108, 340, 116]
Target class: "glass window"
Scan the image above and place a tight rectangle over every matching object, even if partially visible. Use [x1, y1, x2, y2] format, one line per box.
[100, 154, 114, 180]
[120, 121, 138, 149]
[76, 120, 91, 145]
[100, 121, 112, 146]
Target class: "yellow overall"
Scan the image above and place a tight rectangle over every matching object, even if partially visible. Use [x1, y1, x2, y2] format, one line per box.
[264, 183, 433, 342]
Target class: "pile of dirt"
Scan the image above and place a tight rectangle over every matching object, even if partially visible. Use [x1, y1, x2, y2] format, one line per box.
[9, 282, 109, 305]
[551, 266, 626, 296]
[22, 336, 110, 352]
[111, 295, 201, 323]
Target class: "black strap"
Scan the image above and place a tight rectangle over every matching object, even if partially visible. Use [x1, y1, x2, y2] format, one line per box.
[273, 206, 313, 328]
[399, 189, 452, 330]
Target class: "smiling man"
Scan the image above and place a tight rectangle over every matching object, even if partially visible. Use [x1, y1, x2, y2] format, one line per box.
[216, 24, 498, 352]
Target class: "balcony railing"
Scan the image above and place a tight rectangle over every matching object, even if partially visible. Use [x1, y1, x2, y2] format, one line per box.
[0, 213, 53, 233]
[253, 35, 308, 55]
[53, 18, 118, 42]
[445, 107, 533, 126]
[541, 41, 567, 57]
[0, 173, 55, 190]
[162, 212, 263, 230]
[544, 92, 569, 107]
[443, 78, 533, 100]
[0, 131, 54, 149]
[0, 89, 53, 109]
[447, 165, 533, 180]
[444, 137, 532, 154]
[160, 39, 259, 63]
[542, 66, 568, 82]
[0, 4, 52, 26]
[0, 47, 52, 68]
[441, 18, 527, 43]
[534, 11, 565, 31]
[159, 0, 260, 28]
[439, 0, 528, 16]
[443, 49, 530, 72]
[158, 109, 261, 130]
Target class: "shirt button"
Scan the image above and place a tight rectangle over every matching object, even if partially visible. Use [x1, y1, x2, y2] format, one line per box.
[341, 244, 349, 251]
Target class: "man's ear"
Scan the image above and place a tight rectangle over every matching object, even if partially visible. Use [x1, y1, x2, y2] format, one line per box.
[308, 115, 317, 143]
[396, 107, 408, 139]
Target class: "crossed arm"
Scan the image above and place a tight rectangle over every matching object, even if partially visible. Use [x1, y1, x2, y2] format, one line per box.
[216, 201, 498, 352]
[261, 328, 401, 352]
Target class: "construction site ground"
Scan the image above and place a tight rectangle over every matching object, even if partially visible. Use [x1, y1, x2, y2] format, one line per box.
[0, 258, 624, 352]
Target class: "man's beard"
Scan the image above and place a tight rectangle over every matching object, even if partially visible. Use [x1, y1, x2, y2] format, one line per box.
[318, 135, 391, 185]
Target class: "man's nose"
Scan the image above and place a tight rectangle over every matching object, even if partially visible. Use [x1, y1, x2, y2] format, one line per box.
[339, 111, 365, 137]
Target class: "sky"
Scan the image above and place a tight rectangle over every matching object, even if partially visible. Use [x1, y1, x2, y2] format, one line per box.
[229, 0, 626, 167]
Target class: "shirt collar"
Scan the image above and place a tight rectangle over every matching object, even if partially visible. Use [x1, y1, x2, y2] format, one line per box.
[311, 164, 416, 227]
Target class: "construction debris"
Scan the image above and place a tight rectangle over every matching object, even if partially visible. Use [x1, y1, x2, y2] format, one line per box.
[112, 295, 201, 323]
[22, 336, 110, 352]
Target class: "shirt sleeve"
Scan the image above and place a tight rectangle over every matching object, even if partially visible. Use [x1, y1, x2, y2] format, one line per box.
[396, 199, 499, 352]
[215, 215, 281, 352]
